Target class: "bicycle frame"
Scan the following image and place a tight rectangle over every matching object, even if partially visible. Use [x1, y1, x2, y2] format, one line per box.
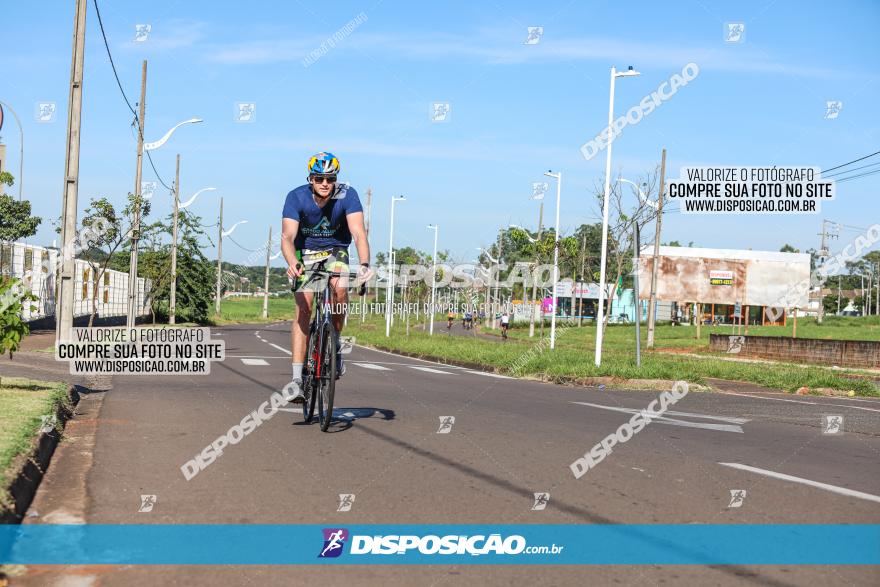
[293, 260, 365, 430]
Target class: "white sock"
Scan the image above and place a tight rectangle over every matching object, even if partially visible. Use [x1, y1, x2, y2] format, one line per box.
[292, 363, 303, 381]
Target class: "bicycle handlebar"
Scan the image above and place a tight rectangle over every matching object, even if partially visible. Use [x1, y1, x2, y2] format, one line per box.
[290, 261, 368, 296]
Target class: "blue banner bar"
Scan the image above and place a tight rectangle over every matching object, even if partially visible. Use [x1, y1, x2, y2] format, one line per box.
[1, 525, 877, 565]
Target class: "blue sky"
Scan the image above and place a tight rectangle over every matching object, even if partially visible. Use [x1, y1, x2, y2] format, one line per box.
[3, 0, 879, 266]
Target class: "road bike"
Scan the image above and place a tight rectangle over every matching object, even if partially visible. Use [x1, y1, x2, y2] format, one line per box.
[292, 259, 365, 432]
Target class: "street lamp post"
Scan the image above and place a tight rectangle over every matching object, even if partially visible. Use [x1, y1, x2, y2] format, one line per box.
[386, 196, 405, 337]
[544, 171, 562, 350]
[127, 115, 202, 328]
[427, 224, 439, 335]
[477, 247, 499, 328]
[596, 65, 640, 367]
[529, 196, 545, 338]
[0, 100, 24, 201]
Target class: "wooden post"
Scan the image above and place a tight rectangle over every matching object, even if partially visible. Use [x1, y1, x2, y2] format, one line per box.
[696, 302, 702, 340]
[792, 308, 797, 338]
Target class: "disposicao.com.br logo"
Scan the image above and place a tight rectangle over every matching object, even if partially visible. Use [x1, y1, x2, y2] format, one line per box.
[320, 529, 564, 558]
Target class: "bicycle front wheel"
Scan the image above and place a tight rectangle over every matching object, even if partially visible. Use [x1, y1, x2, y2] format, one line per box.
[303, 327, 318, 423]
[317, 323, 337, 432]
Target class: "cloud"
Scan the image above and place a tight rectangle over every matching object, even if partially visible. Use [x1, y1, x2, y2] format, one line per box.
[120, 20, 208, 52]
[202, 29, 865, 80]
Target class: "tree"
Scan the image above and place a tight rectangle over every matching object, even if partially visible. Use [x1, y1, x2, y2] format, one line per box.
[83, 195, 148, 326]
[822, 294, 839, 315]
[131, 209, 215, 324]
[0, 278, 38, 385]
[592, 167, 663, 333]
[779, 244, 799, 253]
[0, 173, 41, 241]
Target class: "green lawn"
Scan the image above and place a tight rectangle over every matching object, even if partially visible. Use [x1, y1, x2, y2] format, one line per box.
[0, 377, 68, 508]
[213, 296, 298, 325]
[345, 314, 879, 396]
[214, 298, 879, 395]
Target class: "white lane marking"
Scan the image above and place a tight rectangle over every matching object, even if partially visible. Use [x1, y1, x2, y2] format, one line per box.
[353, 362, 392, 371]
[719, 462, 880, 504]
[268, 343, 292, 356]
[410, 366, 455, 375]
[353, 343, 467, 367]
[718, 390, 880, 413]
[340, 359, 466, 369]
[717, 391, 818, 405]
[241, 358, 269, 366]
[465, 370, 510, 379]
[571, 401, 747, 433]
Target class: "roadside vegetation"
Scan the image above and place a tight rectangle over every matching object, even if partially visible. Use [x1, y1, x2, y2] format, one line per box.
[0, 377, 68, 509]
[214, 299, 878, 395]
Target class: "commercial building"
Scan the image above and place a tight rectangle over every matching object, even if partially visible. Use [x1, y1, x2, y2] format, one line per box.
[637, 246, 811, 326]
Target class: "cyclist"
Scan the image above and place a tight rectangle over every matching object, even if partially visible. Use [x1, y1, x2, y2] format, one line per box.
[464, 310, 472, 329]
[281, 152, 372, 403]
[500, 311, 510, 339]
[447, 309, 455, 330]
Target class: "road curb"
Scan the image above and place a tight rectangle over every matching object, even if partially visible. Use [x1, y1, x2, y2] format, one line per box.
[0, 384, 80, 524]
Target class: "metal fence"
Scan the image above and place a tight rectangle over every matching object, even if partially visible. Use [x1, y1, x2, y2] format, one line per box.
[0, 240, 151, 322]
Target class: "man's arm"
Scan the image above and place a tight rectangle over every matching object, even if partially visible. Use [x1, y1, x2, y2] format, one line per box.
[347, 211, 370, 267]
[281, 217, 301, 278]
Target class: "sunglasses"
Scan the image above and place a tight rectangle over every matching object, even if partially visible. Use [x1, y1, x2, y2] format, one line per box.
[311, 175, 337, 184]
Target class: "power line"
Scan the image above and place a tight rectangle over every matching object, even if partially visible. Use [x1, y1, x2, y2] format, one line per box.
[145, 150, 173, 190]
[835, 168, 880, 183]
[822, 150, 880, 174]
[226, 234, 261, 253]
[93, 0, 172, 191]
[92, 0, 136, 115]
[823, 160, 880, 178]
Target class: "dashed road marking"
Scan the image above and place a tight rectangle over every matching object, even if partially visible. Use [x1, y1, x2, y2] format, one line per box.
[241, 358, 270, 366]
[465, 370, 510, 379]
[268, 343, 292, 356]
[409, 366, 456, 375]
[353, 363, 392, 371]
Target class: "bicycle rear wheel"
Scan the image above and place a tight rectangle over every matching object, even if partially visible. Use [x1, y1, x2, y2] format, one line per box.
[317, 323, 337, 432]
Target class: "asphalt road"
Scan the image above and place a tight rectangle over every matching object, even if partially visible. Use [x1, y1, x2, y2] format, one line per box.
[13, 322, 880, 586]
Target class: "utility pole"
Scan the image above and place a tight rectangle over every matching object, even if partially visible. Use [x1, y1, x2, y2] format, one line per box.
[56, 0, 87, 344]
[491, 229, 503, 329]
[578, 234, 586, 327]
[364, 187, 372, 238]
[215, 197, 223, 315]
[646, 148, 666, 348]
[126, 60, 147, 329]
[816, 218, 838, 324]
[169, 154, 180, 324]
[837, 275, 841, 315]
[633, 224, 641, 367]
[529, 201, 544, 337]
[875, 262, 879, 316]
[861, 274, 866, 316]
[262, 225, 271, 319]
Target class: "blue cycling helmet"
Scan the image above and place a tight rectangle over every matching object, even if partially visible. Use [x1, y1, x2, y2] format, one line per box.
[307, 152, 340, 175]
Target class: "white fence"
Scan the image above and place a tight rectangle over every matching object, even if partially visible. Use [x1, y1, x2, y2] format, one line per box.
[0, 240, 151, 322]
